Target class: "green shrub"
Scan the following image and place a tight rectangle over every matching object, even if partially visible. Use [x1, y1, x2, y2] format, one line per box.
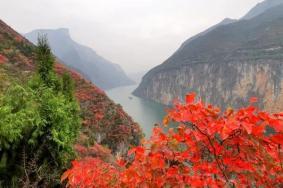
[0, 36, 81, 187]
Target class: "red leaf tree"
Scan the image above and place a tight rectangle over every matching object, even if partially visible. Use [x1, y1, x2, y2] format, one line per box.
[62, 93, 283, 187]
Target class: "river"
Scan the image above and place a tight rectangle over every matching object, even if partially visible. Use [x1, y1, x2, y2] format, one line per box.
[106, 85, 167, 138]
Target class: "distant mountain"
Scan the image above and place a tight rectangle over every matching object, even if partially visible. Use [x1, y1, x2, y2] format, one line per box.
[243, 0, 283, 19]
[25, 29, 134, 90]
[134, 2, 283, 112]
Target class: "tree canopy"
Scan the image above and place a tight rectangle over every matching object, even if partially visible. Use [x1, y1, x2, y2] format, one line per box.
[62, 93, 283, 187]
[0, 36, 81, 187]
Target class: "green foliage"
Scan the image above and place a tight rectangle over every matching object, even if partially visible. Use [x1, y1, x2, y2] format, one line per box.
[0, 84, 81, 186]
[36, 35, 56, 87]
[30, 84, 81, 164]
[62, 72, 75, 100]
[0, 85, 42, 150]
[0, 36, 81, 187]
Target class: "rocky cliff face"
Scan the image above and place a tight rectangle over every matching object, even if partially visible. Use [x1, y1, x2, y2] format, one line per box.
[134, 60, 283, 112]
[134, 2, 283, 112]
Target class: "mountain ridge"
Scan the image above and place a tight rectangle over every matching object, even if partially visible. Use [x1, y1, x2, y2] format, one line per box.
[134, 1, 283, 112]
[25, 28, 135, 90]
[243, 0, 283, 19]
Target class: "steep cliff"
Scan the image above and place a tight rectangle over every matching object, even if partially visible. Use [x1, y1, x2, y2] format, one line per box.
[25, 29, 135, 90]
[134, 3, 283, 112]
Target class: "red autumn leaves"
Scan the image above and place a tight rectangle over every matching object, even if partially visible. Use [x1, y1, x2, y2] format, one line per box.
[62, 158, 120, 188]
[62, 93, 283, 187]
[0, 54, 8, 64]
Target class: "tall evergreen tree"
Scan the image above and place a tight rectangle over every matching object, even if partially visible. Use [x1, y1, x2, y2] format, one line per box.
[36, 35, 54, 85]
[0, 35, 81, 187]
[62, 72, 75, 100]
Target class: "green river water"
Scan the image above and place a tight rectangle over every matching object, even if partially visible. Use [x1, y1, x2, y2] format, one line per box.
[106, 85, 168, 138]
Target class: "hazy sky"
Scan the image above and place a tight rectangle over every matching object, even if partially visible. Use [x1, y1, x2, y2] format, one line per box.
[0, 0, 263, 73]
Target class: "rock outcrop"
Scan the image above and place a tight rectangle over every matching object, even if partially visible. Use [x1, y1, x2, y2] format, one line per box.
[134, 2, 283, 112]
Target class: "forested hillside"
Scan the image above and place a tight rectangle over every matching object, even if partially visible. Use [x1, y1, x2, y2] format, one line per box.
[0, 19, 142, 187]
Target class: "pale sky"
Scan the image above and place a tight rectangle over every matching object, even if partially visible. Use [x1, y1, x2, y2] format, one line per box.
[0, 0, 263, 73]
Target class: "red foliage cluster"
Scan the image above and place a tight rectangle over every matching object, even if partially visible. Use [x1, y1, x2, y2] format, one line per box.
[62, 158, 121, 188]
[55, 63, 117, 127]
[74, 143, 113, 160]
[55, 64, 107, 126]
[14, 35, 24, 43]
[0, 54, 8, 64]
[62, 93, 283, 187]
[55, 63, 142, 153]
[55, 64, 83, 82]
[95, 111, 104, 121]
[75, 87, 105, 101]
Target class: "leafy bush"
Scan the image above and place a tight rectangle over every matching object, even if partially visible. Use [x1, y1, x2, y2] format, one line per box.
[63, 94, 283, 187]
[0, 36, 81, 187]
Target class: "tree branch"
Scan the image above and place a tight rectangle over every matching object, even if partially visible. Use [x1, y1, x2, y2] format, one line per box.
[182, 122, 230, 184]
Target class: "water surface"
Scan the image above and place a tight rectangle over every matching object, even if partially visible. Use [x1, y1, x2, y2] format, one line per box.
[106, 85, 167, 137]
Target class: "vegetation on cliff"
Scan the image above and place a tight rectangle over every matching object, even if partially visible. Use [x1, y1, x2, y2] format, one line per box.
[63, 94, 283, 187]
[0, 19, 143, 186]
[0, 35, 81, 187]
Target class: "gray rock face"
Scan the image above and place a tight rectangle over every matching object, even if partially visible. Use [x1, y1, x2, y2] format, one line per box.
[134, 60, 283, 112]
[134, 3, 283, 112]
[25, 29, 134, 90]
